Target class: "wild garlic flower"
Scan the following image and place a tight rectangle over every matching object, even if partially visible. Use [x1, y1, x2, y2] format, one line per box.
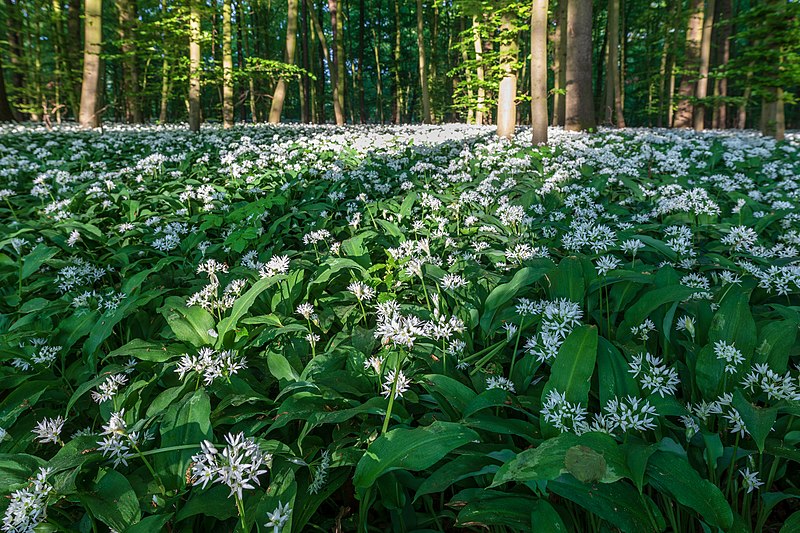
[714, 340, 745, 374]
[721, 226, 758, 252]
[363, 355, 384, 374]
[2, 467, 53, 533]
[308, 450, 331, 494]
[259, 255, 290, 278]
[381, 369, 411, 399]
[630, 319, 656, 341]
[676, 315, 696, 338]
[348, 281, 376, 302]
[741, 363, 800, 401]
[425, 311, 465, 341]
[602, 395, 658, 432]
[32, 416, 65, 445]
[91, 373, 129, 404]
[595, 255, 621, 276]
[486, 376, 515, 393]
[296, 302, 315, 320]
[96, 409, 150, 467]
[175, 347, 247, 385]
[441, 273, 468, 290]
[264, 501, 292, 533]
[541, 390, 588, 434]
[722, 407, 749, 438]
[629, 352, 680, 397]
[739, 466, 764, 493]
[190, 433, 271, 499]
[621, 239, 644, 256]
[374, 311, 424, 349]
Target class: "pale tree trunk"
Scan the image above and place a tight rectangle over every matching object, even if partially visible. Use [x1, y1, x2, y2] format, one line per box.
[222, 0, 234, 127]
[693, 0, 714, 131]
[416, 0, 432, 123]
[118, 0, 143, 123]
[269, 0, 298, 123]
[564, 0, 595, 131]
[52, 0, 78, 118]
[373, 26, 385, 123]
[604, 0, 624, 126]
[495, 9, 517, 137]
[711, 0, 731, 129]
[79, 0, 102, 128]
[460, 18, 474, 124]
[159, 59, 170, 123]
[761, 87, 785, 141]
[392, 0, 402, 123]
[188, 0, 201, 131]
[530, 0, 548, 144]
[328, 0, 345, 124]
[673, 0, 703, 127]
[307, 0, 336, 122]
[472, 16, 485, 125]
[554, 0, 567, 126]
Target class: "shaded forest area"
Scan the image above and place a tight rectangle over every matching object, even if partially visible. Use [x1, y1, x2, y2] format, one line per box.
[0, 0, 798, 139]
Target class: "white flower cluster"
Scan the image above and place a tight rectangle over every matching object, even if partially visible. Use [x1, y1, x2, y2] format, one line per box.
[190, 433, 271, 499]
[522, 298, 583, 362]
[542, 390, 658, 435]
[175, 347, 247, 385]
[629, 352, 680, 397]
[2, 467, 53, 533]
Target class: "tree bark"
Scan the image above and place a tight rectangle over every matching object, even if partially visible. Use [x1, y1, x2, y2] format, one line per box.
[495, 9, 517, 137]
[372, 26, 385, 123]
[222, 0, 234, 127]
[300, 0, 311, 122]
[0, 60, 15, 121]
[188, 0, 201, 131]
[472, 16, 485, 125]
[711, 0, 731, 129]
[416, 0, 432, 123]
[605, 0, 624, 127]
[358, 0, 366, 122]
[531, 0, 548, 144]
[673, 0, 703, 128]
[328, 0, 345, 124]
[79, 0, 102, 128]
[118, 0, 143, 123]
[269, 0, 298, 122]
[693, 0, 715, 130]
[564, 0, 595, 131]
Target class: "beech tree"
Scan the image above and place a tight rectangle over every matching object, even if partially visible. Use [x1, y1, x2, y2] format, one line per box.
[79, 0, 102, 128]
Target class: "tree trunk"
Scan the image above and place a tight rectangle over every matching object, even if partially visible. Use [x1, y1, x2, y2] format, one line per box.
[235, 0, 247, 122]
[472, 16, 485, 125]
[188, 0, 201, 131]
[496, 9, 517, 137]
[6, 0, 25, 120]
[300, 0, 311, 122]
[416, 0, 432, 123]
[79, 0, 102, 128]
[222, 0, 234, 127]
[392, 0, 402, 123]
[531, 0, 548, 144]
[711, 0, 731, 129]
[0, 60, 15, 121]
[605, 0, 623, 126]
[269, 0, 298, 122]
[761, 87, 784, 141]
[564, 0, 595, 131]
[358, 0, 366, 122]
[373, 26, 385, 123]
[328, 0, 345, 124]
[118, 0, 142, 123]
[693, 0, 714, 130]
[673, 0, 703, 127]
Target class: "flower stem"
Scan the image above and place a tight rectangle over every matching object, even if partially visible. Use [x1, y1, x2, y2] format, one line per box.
[235, 494, 248, 532]
[381, 364, 401, 435]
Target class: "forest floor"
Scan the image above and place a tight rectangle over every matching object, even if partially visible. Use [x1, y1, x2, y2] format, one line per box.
[1, 124, 800, 532]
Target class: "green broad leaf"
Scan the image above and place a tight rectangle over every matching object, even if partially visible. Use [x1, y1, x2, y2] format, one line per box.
[548, 476, 664, 533]
[124, 514, 173, 533]
[453, 489, 541, 530]
[754, 320, 797, 372]
[622, 440, 659, 492]
[540, 326, 598, 436]
[0, 381, 52, 427]
[175, 484, 236, 522]
[421, 374, 477, 420]
[529, 499, 568, 532]
[618, 285, 701, 341]
[352, 421, 479, 489]
[84, 294, 157, 356]
[79, 469, 141, 532]
[268, 351, 300, 382]
[414, 454, 498, 502]
[548, 256, 585, 303]
[780, 511, 800, 533]
[399, 190, 417, 219]
[162, 297, 217, 347]
[694, 343, 726, 399]
[630, 235, 677, 261]
[21, 244, 58, 280]
[64, 366, 125, 415]
[215, 275, 283, 344]
[708, 286, 757, 359]
[597, 337, 638, 407]
[0, 454, 47, 490]
[107, 339, 185, 362]
[492, 432, 628, 486]
[645, 450, 733, 530]
[155, 389, 212, 491]
[480, 260, 554, 333]
[731, 389, 777, 453]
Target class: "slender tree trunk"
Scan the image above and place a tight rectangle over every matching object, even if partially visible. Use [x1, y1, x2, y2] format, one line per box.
[531, 0, 548, 144]
[496, 9, 517, 137]
[564, 0, 595, 131]
[269, 0, 298, 122]
[222, 0, 234, 127]
[605, 0, 623, 126]
[6, 0, 25, 120]
[553, 0, 567, 126]
[392, 0, 401, 123]
[711, 0, 731, 129]
[52, 0, 76, 118]
[416, 0, 432, 123]
[373, 26, 385, 123]
[328, 0, 345, 124]
[299, 0, 311, 122]
[550, 0, 561, 126]
[472, 16, 485, 125]
[673, 0, 703, 127]
[118, 0, 142, 123]
[235, 0, 247, 122]
[307, 0, 330, 123]
[693, 0, 714, 130]
[357, 0, 366, 122]
[0, 60, 15, 121]
[188, 0, 201, 131]
[79, 0, 102, 128]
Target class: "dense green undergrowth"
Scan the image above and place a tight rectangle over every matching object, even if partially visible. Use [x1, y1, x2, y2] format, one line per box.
[1, 123, 800, 532]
